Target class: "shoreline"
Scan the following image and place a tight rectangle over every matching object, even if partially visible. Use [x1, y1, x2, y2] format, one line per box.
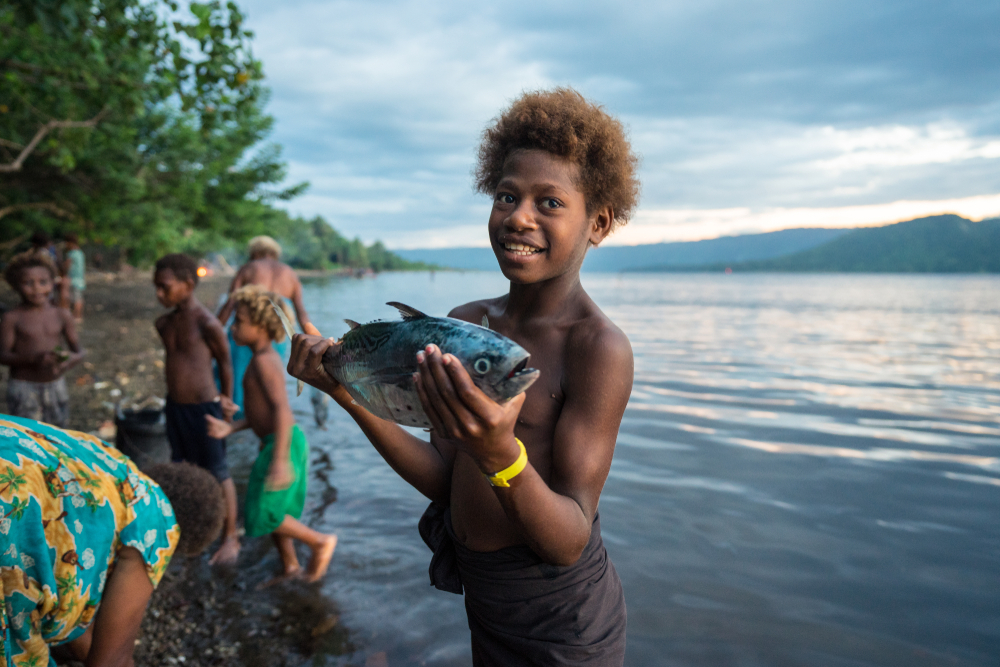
[1, 274, 352, 666]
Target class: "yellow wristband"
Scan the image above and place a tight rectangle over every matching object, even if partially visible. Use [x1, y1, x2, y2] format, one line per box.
[484, 438, 528, 488]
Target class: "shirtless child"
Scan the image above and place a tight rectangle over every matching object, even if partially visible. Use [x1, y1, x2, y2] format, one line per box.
[1, 252, 85, 427]
[289, 88, 638, 665]
[216, 236, 321, 419]
[206, 286, 336, 586]
[153, 253, 240, 564]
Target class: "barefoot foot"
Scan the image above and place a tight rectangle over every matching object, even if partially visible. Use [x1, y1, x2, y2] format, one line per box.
[209, 535, 241, 566]
[303, 535, 337, 583]
[256, 566, 302, 590]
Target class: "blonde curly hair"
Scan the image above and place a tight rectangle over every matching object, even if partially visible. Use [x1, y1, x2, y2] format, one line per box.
[231, 285, 293, 342]
[247, 235, 282, 260]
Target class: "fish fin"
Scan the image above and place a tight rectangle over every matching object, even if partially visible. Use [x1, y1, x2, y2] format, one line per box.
[270, 298, 297, 342]
[481, 314, 489, 329]
[344, 319, 361, 330]
[386, 302, 429, 321]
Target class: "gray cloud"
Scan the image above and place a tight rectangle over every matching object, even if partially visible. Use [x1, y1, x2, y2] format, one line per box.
[238, 0, 1000, 246]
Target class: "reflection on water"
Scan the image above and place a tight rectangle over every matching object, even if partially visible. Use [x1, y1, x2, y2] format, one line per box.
[283, 272, 998, 666]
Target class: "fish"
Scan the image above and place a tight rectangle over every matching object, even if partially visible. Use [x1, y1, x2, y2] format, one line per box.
[326, 302, 539, 427]
[270, 300, 540, 427]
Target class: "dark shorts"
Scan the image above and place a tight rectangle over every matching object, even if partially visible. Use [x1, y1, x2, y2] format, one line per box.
[420, 504, 627, 666]
[164, 398, 230, 481]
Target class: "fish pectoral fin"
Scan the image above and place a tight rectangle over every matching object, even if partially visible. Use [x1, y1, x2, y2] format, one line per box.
[270, 298, 298, 342]
[386, 302, 429, 321]
[344, 319, 361, 330]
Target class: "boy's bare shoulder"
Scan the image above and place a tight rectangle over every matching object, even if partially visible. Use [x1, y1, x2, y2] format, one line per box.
[447, 297, 505, 324]
[155, 310, 173, 332]
[249, 346, 285, 381]
[55, 305, 74, 327]
[194, 302, 224, 332]
[565, 305, 633, 377]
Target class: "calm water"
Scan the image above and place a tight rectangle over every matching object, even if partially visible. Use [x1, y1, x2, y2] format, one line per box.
[262, 272, 999, 667]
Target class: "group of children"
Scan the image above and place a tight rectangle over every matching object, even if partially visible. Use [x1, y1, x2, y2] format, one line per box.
[3, 87, 638, 664]
[152, 253, 337, 581]
[1, 247, 336, 585]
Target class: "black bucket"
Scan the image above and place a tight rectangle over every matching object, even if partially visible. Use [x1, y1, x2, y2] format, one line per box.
[115, 408, 169, 470]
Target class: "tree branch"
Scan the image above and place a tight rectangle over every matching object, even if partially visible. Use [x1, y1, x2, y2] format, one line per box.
[0, 202, 76, 222]
[0, 108, 109, 173]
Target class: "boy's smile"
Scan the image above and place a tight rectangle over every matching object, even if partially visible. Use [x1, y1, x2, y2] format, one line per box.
[489, 149, 610, 283]
[18, 266, 55, 307]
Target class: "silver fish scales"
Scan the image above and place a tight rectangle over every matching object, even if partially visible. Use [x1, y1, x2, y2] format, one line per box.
[326, 302, 539, 427]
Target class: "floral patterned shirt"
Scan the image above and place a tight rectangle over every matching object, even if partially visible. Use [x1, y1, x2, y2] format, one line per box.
[0, 416, 180, 666]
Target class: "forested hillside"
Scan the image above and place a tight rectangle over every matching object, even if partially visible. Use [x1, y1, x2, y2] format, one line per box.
[716, 215, 1000, 273]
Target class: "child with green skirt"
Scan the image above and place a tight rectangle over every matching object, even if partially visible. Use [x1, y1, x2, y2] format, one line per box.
[206, 286, 337, 586]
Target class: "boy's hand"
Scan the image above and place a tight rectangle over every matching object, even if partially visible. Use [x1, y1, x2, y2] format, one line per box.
[37, 351, 59, 372]
[205, 414, 233, 439]
[265, 459, 294, 491]
[414, 344, 526, 474]
[219, 395, 239, 420]
[288, 334, 341, 395]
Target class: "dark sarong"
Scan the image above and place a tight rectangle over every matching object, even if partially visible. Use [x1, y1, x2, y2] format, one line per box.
[419, 502, 627, 666]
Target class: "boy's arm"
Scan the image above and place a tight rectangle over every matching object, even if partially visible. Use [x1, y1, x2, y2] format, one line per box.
[202, 313, 233, 399]
[0, 312, 25, 367]
[205, 415, 249, 439]
[215, 270, 246, 324]
[289, 277, 320, 336]
[416, 325, 633, 566]
[83, 546, 153, 667]
[255, 351, 296, 489]
[287, 334, 454, 502]
[56, 308, 86, 373]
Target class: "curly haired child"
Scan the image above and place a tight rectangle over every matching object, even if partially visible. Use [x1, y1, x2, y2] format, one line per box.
[1, 251, 86, 427]
[290, 87, 638, 665]
[206, 286, 337, 587]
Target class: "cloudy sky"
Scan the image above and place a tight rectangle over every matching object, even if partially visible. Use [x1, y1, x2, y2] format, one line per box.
[237, 0, 1000, 247]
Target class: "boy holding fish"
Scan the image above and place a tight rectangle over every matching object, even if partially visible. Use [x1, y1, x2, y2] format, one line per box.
[1, 251, 85, 428]
[289, 88, 637, 665]
[205, 285, 337, 585]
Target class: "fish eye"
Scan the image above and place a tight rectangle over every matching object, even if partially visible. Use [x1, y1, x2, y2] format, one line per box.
[473, 358, 491, 375]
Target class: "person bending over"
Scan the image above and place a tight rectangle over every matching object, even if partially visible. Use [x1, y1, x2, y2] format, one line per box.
[289, 88, 637, 665]
[0, 415, 225, 667]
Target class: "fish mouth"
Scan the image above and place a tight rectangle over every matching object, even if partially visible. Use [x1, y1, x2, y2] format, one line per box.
[506, 357, 530, 379]
[497, 356, 540, 398]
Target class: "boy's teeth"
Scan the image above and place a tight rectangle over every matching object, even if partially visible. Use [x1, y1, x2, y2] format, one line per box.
[504, 243, 541, 256]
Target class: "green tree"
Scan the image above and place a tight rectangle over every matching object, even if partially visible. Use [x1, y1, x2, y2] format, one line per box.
[0, 0, 303, 263]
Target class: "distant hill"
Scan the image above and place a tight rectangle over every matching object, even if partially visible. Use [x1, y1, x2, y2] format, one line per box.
[394, 227, 848, 272]
[703, 215, 1000, 273]
[584, 227, 848, 271]
[394, 247, 500, 272]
